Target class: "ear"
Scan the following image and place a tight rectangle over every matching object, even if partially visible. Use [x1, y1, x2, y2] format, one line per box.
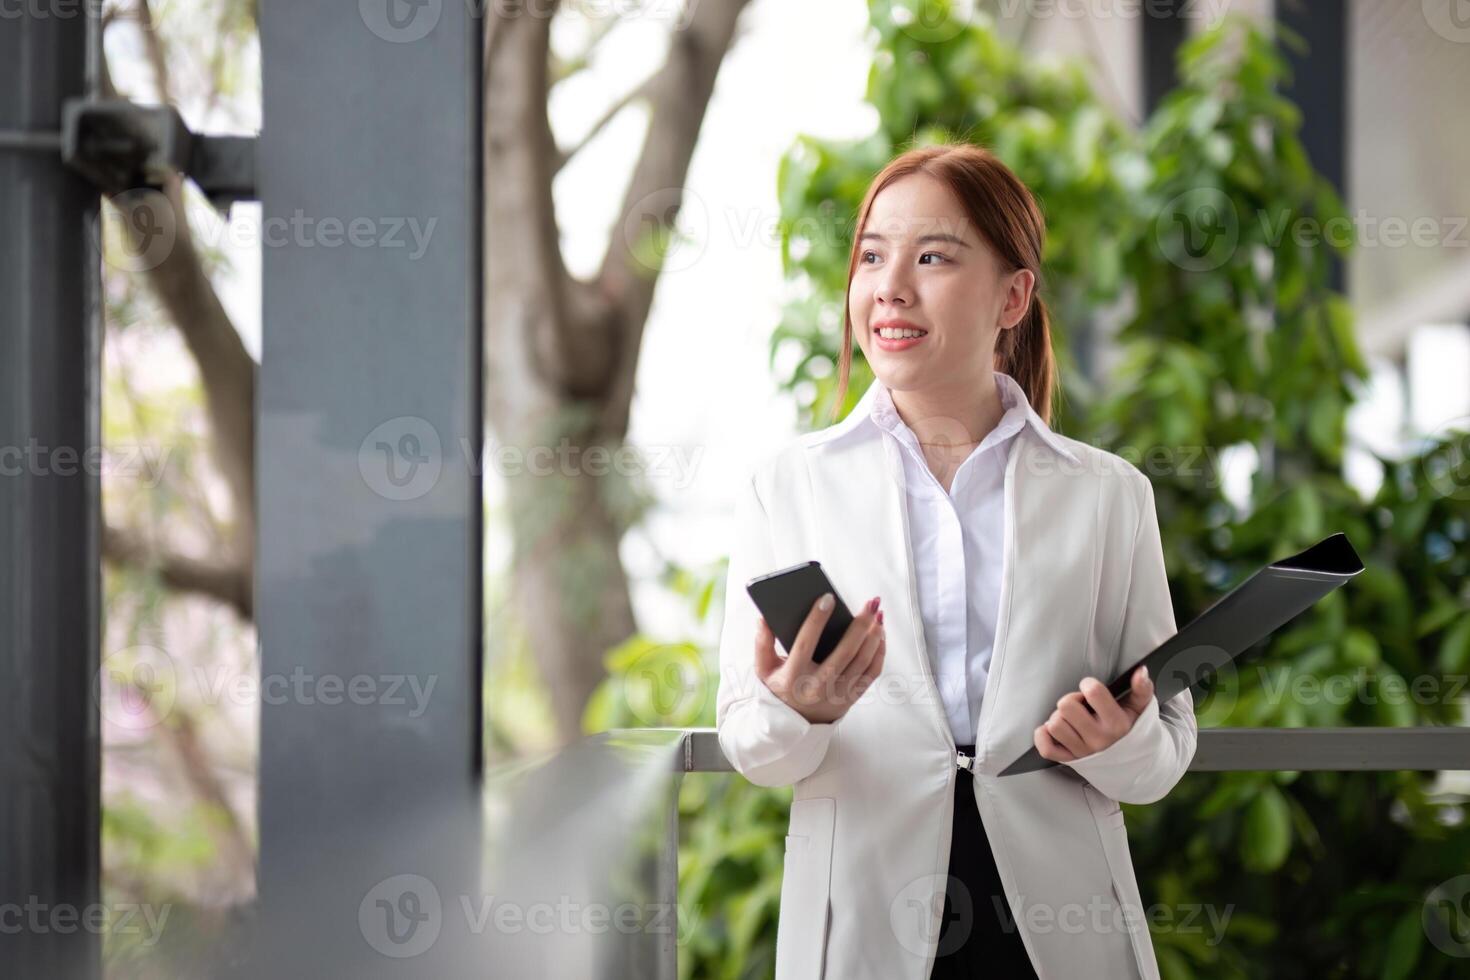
[998, 268, 1035, 330]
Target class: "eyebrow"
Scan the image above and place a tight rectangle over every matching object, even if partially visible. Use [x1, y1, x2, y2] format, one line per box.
[858, 231, 972, 248]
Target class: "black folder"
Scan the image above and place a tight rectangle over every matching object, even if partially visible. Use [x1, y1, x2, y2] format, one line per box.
[998, 532, 1365, 776]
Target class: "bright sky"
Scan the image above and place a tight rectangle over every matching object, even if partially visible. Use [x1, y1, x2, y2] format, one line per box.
[550, 0, 877, 641]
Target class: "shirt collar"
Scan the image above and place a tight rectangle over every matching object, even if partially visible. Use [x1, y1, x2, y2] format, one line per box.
[805, 370, 1080, 465]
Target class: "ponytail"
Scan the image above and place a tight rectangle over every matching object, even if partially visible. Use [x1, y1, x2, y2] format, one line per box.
[993, 290, 1057, 426]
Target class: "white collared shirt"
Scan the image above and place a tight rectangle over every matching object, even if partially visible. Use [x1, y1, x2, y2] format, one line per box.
[865, 370, 1078, 745]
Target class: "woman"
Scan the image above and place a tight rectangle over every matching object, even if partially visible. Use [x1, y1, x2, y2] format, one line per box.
[715, 143, 1198, 979]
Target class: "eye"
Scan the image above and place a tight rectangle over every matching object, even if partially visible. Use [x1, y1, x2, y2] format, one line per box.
[919, 252, 948, 265]
[860, 250, 880, 264]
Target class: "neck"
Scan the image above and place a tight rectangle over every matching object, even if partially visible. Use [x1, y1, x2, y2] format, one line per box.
[888, 373, 1006, 447]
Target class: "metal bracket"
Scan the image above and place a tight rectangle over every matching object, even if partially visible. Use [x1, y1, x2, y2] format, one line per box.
[55, 99, 257, 212]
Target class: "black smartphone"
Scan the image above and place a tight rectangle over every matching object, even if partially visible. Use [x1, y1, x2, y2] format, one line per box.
[745, 560, 855, 665]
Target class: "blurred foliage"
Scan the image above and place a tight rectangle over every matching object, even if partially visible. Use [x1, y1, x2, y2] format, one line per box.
[590, 3, 1470, 978]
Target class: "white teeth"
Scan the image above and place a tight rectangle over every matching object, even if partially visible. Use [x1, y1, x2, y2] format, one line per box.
[877, 327, 926, 339]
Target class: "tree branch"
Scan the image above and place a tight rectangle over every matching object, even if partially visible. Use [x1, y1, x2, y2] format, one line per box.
[132, 173, 257, 549]
[484, 2, 584, 413]
[103, 523, 252, 619]
[552, 78, 650, 177]
[100, 27, 258, 601]
[593, 0, 754, 436]
[136, 0, 174, 105]
[161, 703, 256, 886]
[114, 671, 255, 890]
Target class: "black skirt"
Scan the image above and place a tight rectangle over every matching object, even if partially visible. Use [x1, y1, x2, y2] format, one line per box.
[927, 744, 1040, 979]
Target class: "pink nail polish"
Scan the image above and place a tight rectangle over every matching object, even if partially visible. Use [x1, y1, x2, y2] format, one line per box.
[877, 610, 885, 626]
[866, 596, 878, 614]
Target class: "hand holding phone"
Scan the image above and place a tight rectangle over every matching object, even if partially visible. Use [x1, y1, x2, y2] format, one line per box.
[745, 561, 886, 724]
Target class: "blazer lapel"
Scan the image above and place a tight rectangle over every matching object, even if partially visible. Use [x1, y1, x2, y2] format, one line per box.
[802, 429, 954, 746]
[971, 427, 1034, 760]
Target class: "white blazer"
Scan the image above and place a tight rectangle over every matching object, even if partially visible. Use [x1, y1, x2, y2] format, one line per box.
[715, 382, 1199, 980]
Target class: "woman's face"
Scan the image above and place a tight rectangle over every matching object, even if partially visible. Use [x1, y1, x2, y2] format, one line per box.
[848, 172, 1033, 394]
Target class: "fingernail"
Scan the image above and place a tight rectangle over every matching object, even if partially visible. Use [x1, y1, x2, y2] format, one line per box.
[818, 593, 834, 611]
[865, 596, 878, 614]
[877, 610, 885, 626]
[1142, 666, 1150, 680]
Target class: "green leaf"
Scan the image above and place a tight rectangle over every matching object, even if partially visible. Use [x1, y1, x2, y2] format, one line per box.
[1341, 627, 1380, 668]
[1240, 786, 1292, 871]
[1307, 391, 1342, 462]
[1416, 597, 1463, 638]
[1371, 669, 1419, 727]
[1381, 908, 1424, 980]
[1438, 612, 1470, 674]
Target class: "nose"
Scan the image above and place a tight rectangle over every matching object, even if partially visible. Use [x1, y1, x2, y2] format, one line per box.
[874, 264, 913, 308]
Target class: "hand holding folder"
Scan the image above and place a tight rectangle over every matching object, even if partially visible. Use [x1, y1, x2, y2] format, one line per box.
[1000, 532, 1366, 777]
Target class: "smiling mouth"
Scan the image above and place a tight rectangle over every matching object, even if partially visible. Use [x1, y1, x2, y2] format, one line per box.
[874, 327, 928, 339]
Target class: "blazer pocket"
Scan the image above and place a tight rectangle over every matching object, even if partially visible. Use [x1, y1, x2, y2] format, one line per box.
[774, 797, 835, 980]
[1083, 783, 1125, 826]
[1083, 786, 1150, 974]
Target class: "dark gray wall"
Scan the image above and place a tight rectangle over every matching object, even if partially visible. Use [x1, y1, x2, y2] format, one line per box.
[255, 1, 483, 974]
[0, 9, 102, 978]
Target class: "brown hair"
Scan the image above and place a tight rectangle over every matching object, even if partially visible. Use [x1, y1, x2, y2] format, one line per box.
[832, 142, 1058, 425]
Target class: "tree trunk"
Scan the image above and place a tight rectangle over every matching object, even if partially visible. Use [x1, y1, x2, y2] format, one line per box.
[485, 0, 752, 744]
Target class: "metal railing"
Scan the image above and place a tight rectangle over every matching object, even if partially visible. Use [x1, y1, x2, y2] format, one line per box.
[635, 726, 1470, 978]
